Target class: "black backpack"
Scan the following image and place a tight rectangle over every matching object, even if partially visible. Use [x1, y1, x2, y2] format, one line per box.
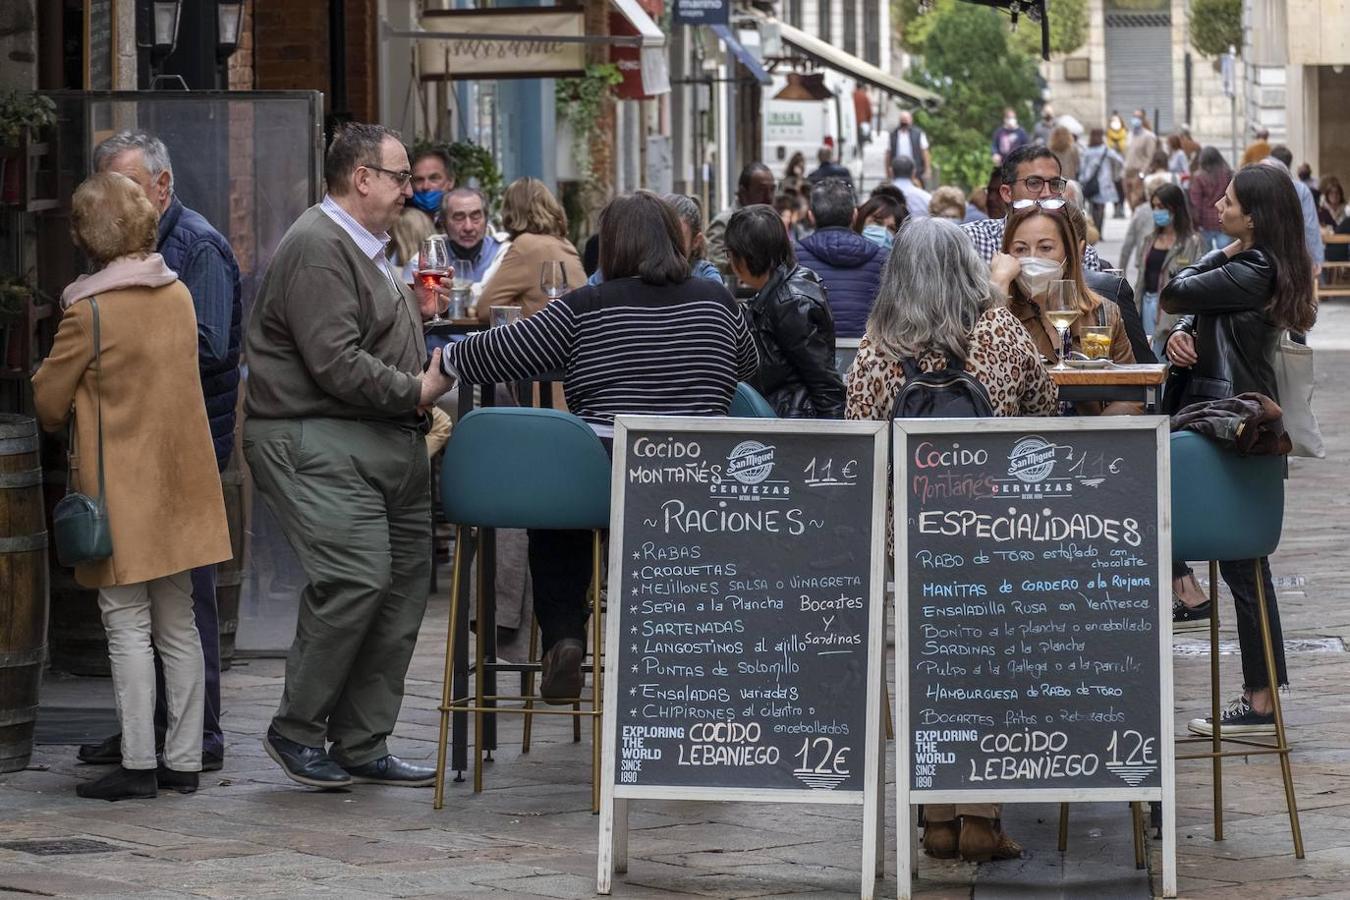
[890, 356, 995, 419]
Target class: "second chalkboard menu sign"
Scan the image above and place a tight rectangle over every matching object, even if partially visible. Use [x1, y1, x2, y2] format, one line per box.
[893, 418, 1176, 897]
[598, 417, 889, 899]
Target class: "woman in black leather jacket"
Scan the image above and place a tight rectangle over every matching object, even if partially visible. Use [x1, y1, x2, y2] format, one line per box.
[1160, 163, 1317, 738]
[724, 204, 845, 418]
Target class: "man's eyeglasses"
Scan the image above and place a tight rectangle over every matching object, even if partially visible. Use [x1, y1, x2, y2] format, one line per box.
[363, 165, 413, 188]
[1010, 198, 1068, 212]
[1010, 176, 1068, 193]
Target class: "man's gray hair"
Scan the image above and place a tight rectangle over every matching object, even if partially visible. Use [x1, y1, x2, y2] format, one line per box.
[444, 185, 489, 211]
[867, 217, 992, 364]
[93, 130, 173, 189]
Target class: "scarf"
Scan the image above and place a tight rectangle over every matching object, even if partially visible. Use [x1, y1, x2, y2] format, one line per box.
[61, 254, 178, 309]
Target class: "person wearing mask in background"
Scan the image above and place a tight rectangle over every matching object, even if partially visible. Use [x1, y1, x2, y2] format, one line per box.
[808, 143, 854, 187]
[725, 205, 845, 418]
[890, 157, 932, 219]
[1120, 162, 1181, 284]
[1061, 200, 1156, 363]
[795, 177, 886, 339]
[1048, 125, 1080, 183]
[1123, 110, 1159, 210]
[83, 129, 241, 776]
[1266, 147, 1325, 276]
[852, 193, 908, 251]
[1162, 164, 1317, 730]
[409, 148, 455, 228]
[961, 144, 1104, 270]
[1106, 112, 1129, 218]
[1033, 104, 1056, 146]
[1133, 183, 1204, 352]
[1166, 134, 1192, 185]
[707, 163, 776, 275]
[474, 177, 586, 324]
[1239, 127, 1271, 168]
[1190, 147, 1233, 252]
[991, 107, 1029, 166]
[1079, 128, 1125, 236]
[887, 110, 931, 187]
[927, 186, 968, 222]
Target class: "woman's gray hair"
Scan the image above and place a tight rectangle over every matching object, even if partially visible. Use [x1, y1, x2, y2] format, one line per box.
[661, 193, 705, 237]
[867, 217, 992, 363]
[93, 130, 174, 191]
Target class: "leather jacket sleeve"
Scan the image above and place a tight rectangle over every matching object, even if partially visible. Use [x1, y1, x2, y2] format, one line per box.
[1160, 248, 1274, 317]
[766, 279, 846, 418]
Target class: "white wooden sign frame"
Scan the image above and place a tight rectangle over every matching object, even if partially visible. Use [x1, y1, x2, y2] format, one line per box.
[598, 416, 890, 898]
[891, 417, 1176, 899]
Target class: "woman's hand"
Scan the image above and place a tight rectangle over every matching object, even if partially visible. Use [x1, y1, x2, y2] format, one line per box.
[990, 252, 1020, 294]
[1222, 239, 1244, 258]
[1166, 330, 1198, 367]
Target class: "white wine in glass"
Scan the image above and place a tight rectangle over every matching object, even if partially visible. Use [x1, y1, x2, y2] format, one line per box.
[1045, 279, 1078, 370]
[540, 260, 568, 301]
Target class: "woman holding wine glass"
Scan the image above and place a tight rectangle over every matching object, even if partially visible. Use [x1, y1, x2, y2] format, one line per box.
[474, 177, 584, 324]
[992, 198, 1139, 415]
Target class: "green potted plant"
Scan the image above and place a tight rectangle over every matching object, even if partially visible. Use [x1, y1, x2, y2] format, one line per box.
[0, 278, 33, 372]
[0, 91, 56, 206]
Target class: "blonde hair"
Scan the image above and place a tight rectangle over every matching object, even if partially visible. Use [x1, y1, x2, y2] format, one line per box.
[71, 172, 158, 268]
[391, 208, 435, 267]
[928, 185, 967, 220]
[500, 177, 568, 239]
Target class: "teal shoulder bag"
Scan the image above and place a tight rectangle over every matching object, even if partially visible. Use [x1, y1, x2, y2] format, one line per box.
[52, 297, 113, 567]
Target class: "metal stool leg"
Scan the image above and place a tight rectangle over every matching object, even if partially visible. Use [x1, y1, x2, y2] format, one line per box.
[883, 682, 894, 740]
[1132, 802, 1146, 869]
[474, 535, 487, 793]
[522, 617, 539, 754]
[435, 527, 466, 810]
[1057, 803, 1069, 852]
[1208, 560, 1224, 841]
[591, 528, 605, 814]
[1254, 559, 1304, 858]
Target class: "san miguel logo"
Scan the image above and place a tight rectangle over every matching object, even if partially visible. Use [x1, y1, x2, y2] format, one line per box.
[726, 440, 775, 485]
[1007, 436, 1059, 484]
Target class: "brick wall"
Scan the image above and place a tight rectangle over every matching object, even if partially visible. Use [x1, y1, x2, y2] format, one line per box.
[227, 0, 255, 91]
[345, 0, 378, 123]
[253, 0, 330, 97]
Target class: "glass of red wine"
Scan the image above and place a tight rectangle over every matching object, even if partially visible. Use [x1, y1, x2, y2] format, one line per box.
[418, 235, 452, 326]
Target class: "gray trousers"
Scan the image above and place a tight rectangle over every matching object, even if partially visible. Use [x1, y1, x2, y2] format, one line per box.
[243, 417, 431, 767]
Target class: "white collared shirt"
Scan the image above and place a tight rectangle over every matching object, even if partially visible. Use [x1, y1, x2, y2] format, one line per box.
[320, 195, 405, 296]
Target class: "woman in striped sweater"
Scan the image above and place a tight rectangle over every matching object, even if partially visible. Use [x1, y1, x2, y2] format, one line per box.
[438, 191, 759, 700]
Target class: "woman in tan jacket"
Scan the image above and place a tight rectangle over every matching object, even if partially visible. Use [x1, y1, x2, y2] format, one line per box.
[33, 172, 231, 802]
[473, 177, 585, 323]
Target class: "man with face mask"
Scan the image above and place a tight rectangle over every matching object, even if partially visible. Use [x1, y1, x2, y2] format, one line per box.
[1032, 104, 1057, 146]
[961, 145, 1104, 271]
[1122, 109, 1158, 209]
[409, 149, 456, 227]
[991, 107, 1029, 166]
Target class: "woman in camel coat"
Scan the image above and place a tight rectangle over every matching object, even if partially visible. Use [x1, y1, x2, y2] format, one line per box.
[33, 172, 231, 802]
[473, 177, 585, 323]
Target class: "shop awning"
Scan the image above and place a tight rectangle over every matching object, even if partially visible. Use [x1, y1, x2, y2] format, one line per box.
[610, 0, 670, 95]
[709, 25, 771, 86]
[766, 18, 942, 108]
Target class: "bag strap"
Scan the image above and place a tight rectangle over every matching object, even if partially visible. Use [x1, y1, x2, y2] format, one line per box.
[89, 297, 106, 506]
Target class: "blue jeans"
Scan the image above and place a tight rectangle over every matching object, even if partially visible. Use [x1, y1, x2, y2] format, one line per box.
[1141, 290, 1160, 343]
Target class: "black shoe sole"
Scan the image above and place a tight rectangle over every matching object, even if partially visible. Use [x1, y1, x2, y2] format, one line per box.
[75, 787, 157, 801]
[346, 774, 436, 787]
[264, 740, 353, 790]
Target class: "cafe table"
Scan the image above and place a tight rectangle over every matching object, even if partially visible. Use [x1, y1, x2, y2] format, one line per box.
[1049, 362, 1169, 413]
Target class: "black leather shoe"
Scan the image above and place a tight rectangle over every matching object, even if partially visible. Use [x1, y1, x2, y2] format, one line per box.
[341, 755, 436, 787]
[264, 727, 352, 789]
[156, 766, 199, 794]
[76, 766, 156, 801]
[77, 732, 123, 765]
[201, 750, 224, 772]
[541, 638, 584, 705]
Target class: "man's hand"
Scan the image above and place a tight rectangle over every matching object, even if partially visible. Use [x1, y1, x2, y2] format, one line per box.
[415, 272, 452, 320]
[419, 347, 454, 411]
[1166, 331, 1198, 367]
[1222, 239, 1244, 258]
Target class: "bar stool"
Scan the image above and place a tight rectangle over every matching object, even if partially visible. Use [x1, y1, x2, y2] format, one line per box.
[433, 407, 612, 812]
[1171, 430, 1303, 857]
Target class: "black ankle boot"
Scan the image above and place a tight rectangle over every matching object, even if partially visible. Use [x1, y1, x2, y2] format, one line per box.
[75, 766, 157, 801]
[156, 765, 199, 794]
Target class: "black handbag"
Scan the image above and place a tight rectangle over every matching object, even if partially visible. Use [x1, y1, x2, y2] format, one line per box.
[52, 297, 113, 567]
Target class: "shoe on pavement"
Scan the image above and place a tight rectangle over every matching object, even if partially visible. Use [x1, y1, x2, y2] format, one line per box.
[341, 755, 436, 787]
[156, 766, 199, 794]
[1172, 596, 1212, 633]
[201, 750, 224, 772]
[264, 727, 352, 789]
[540, 638, 584, 705]
[922, 819, 959, 859]
[958, 816, 1022, 862]
[76, 766, 157, 801]
[1188, 696, 1277, 736]
[77, 732, 123, 765]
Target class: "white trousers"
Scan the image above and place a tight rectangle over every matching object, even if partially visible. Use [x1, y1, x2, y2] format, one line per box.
[97, 571, 204, 771]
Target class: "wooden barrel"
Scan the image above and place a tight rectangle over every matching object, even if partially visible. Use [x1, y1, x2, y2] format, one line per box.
[217, 467, 245, 670]
[41, 462, 108, 677]
[0, 415, 48, 773]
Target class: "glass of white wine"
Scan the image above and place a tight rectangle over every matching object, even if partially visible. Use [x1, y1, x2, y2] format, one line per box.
[1045, 279, 1078, 371]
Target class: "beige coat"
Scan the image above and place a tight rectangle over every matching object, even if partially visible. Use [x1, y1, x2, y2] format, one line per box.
[33, 283, 231, 588]
[474, 232, 585, 324]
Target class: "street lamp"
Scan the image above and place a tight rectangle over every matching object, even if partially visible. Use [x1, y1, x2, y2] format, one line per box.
[152, 0, 182, 57]
[217, 0, 245, 61]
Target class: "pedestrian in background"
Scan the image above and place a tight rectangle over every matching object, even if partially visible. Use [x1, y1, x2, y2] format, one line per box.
[991, 106, 1029, 166]
[1106, 112, 1129, 218]
[707, 163, 776, 275]
[795, 177, 886, 339]
[1079, 128, 1124, 235]
[808, 143, 853, 186]
[1266, 147, 1325, 275]
[852, 192, 907, 250]
[1123, 109, 1159, 209]
[1239, 127, 1271, 168]
[927, 185, 967, 222]
[890, 157, 932, 219]
[1133, 183, 1203, 351]
[34, 172, 231, 801]
[886, 109, 931, 187]
[1032, 104, 1057, 146]
[1166, 134, 1191, 186]
[1048, 125, 1080, 183]
[1189, 147, 1233, 252]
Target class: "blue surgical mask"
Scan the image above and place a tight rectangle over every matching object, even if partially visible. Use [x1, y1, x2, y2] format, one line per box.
[861, 223, 895, 250]
[411, 189, 444, 215]
[1130, 116, 1142, 130]
[1152, 209, 1173, 228]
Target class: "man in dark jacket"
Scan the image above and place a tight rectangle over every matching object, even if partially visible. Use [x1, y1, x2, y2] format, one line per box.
[794, 177, 884, 339]
[83, 130, 242, 772]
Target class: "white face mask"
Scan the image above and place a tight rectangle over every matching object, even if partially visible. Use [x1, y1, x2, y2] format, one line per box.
[1015, 255, 1065, 298]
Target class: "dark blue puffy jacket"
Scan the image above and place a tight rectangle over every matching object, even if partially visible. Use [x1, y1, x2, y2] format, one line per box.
[793, 227, 884, 339]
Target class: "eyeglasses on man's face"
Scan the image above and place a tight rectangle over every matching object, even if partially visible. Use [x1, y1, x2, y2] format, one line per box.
[1010, 176, 1068, 194]
[363, 164, 414, 188]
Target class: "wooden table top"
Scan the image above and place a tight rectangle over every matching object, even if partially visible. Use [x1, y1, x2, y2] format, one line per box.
[1048, 363, 1169, 386]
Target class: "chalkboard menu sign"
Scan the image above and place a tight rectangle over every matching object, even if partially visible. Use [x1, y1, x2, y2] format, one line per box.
[598, 417, 888, 896]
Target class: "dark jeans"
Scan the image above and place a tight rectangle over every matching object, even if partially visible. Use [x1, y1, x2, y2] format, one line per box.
[154, 564, 222, 756]
[1176, 557, 1288, 690]
[527, 528, 597, 653]
[1090, 201, 1106, 235]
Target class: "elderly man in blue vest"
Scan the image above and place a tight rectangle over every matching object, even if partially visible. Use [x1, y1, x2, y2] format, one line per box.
[78, 130, 242, 775]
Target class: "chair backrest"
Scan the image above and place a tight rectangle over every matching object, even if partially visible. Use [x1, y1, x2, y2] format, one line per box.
[729, 382, 776, 418]
[440, 407, 611, 529]
[1170, 431, 1284, 563]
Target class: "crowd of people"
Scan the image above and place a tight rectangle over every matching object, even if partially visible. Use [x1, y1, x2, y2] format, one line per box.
[31, 110, 1322, 868]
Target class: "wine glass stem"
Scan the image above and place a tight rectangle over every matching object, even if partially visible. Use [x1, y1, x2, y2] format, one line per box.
[1055, 326, 1071, 370]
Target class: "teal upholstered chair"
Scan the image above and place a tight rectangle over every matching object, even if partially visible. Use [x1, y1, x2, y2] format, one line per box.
[433, 407, 611, 812]
[1171, 430, 1301, 857]
[729, 381, 776, 418]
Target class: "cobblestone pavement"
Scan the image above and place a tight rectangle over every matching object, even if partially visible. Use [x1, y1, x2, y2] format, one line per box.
[5, 233, 1350, 899]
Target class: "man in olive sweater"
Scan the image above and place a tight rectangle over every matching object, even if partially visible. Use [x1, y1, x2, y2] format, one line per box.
[243, 123, 453, 789]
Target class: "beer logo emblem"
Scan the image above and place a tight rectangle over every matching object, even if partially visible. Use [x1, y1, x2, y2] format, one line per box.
[1008, 436, 1058, 483]
[726, 440, 775, 485]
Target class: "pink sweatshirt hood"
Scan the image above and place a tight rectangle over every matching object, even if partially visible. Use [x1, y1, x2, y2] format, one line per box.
[61, 253, 178, 308]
